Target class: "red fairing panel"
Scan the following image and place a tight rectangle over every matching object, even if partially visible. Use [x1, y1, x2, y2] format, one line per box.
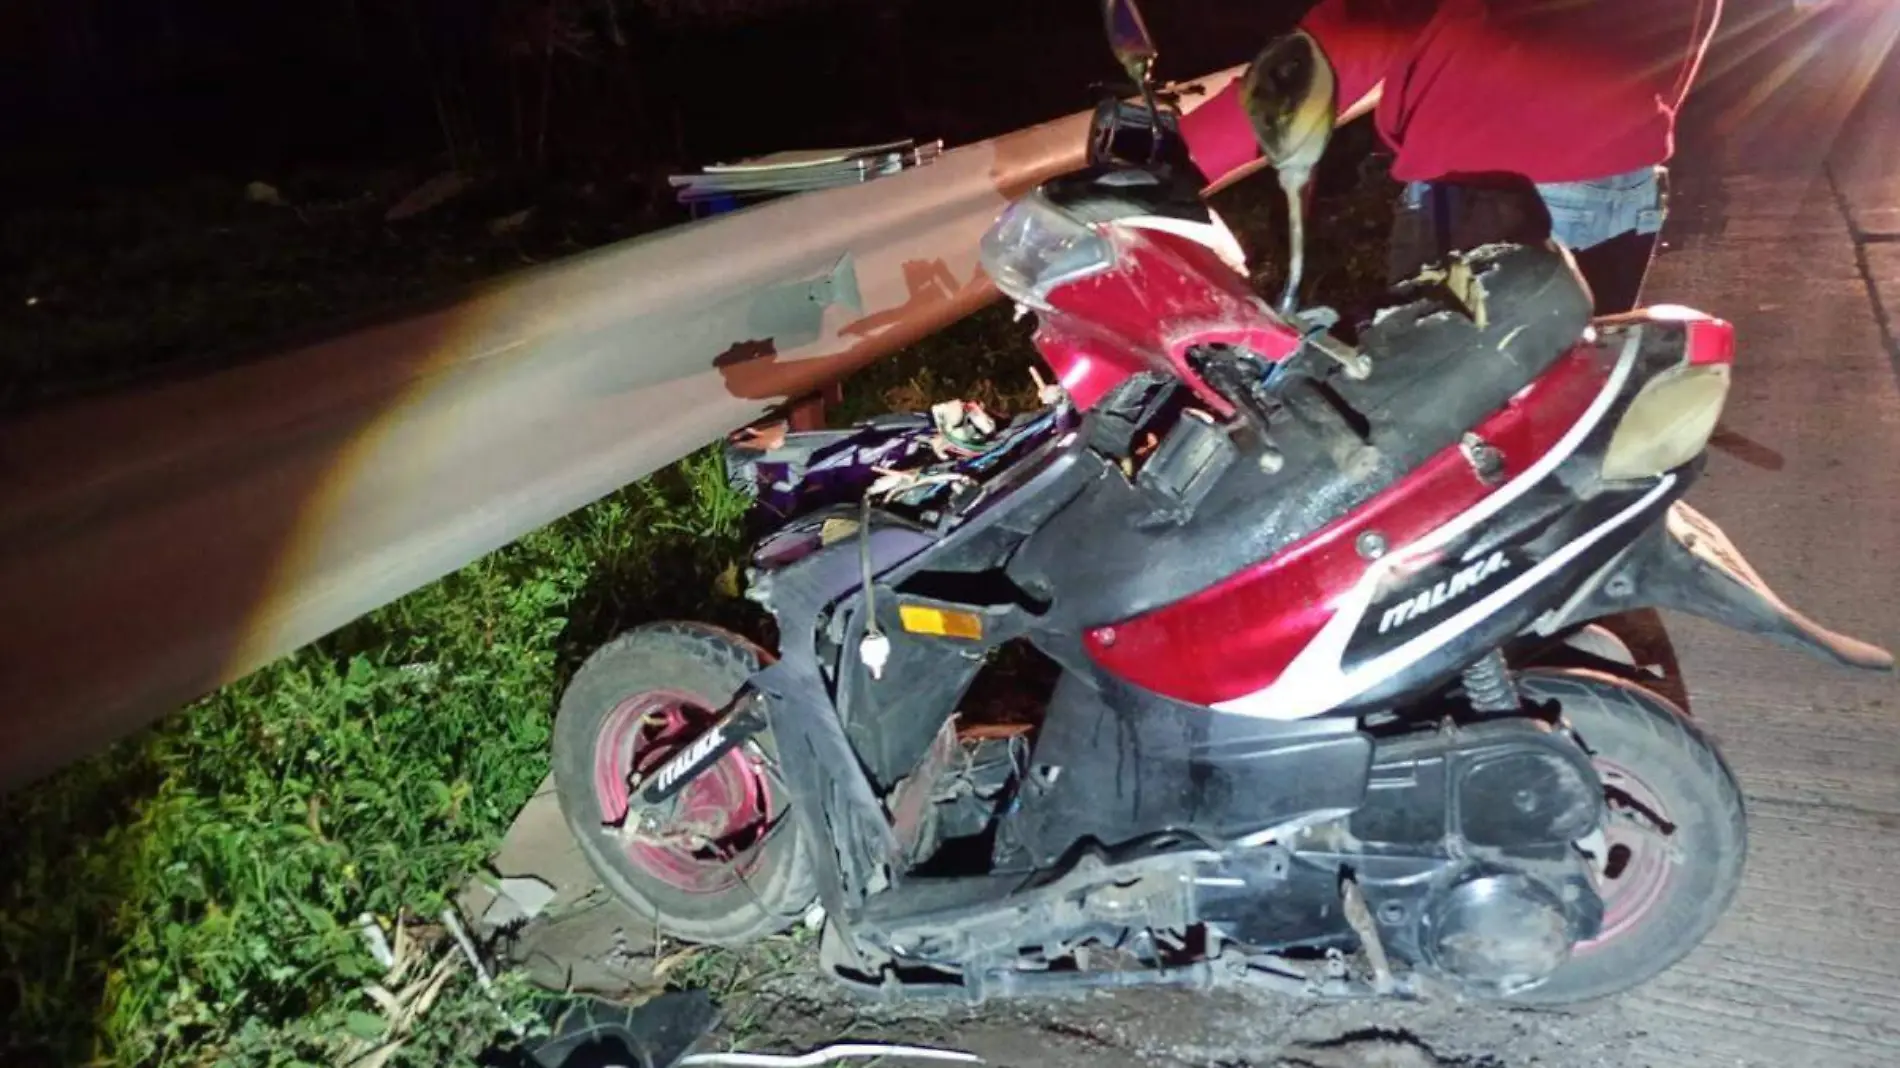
[1035, 228, 1300, 414]
[1032, 325, 1151, 413]
[1083, 344, 1614, 707]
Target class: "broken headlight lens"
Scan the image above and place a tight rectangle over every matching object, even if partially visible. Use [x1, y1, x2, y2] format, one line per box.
[1601, 363, 1731, 481]
[979, 192, 1115, 310]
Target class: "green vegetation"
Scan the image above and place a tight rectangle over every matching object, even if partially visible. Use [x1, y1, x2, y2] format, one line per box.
[0, 306, 1043, 1066]
[0, 447, 727, 1065]
[0, 142, 1392, 1065]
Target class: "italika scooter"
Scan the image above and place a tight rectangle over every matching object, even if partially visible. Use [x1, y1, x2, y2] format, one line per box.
[550, 0, 1893, 1005]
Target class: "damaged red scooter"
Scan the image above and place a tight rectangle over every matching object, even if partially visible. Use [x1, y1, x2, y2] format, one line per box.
[551, 0, 1893, 1006]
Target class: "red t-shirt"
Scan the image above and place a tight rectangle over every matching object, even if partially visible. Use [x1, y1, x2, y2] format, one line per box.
[1180, 0, 1723, 186]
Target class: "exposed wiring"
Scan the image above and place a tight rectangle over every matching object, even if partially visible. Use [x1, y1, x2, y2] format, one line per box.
[857, 495, 891, 679]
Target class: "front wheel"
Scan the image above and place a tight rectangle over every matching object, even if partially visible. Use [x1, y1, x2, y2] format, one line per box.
[1509, 668, 1748, 1005]
[552, 622, 817, 946]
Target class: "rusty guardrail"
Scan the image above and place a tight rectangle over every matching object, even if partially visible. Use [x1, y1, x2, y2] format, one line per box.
[0, 70, 1247, 789]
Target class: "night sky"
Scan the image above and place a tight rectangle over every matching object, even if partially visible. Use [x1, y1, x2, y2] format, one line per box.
[2, 1, 1302, 197]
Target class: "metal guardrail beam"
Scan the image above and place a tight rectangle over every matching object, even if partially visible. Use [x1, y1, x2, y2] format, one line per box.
[0, 70, 1246, 790]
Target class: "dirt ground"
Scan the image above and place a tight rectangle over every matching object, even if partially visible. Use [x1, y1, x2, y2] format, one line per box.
[469, 781, 1668, 1068]
[715, 979, 1633, 1067]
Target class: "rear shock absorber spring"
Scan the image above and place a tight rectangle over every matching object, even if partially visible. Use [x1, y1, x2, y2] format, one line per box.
[1462, 651, 1519, 714]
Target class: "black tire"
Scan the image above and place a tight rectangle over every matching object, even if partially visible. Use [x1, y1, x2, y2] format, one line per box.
[552, 622, 817, 946]
[1506, 667, 1747, 1005]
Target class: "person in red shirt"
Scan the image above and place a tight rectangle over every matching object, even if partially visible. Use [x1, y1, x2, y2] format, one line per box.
[1179, 0, 1724, 315]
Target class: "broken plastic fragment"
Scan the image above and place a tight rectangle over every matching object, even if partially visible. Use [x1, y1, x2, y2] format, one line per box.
[1028, 366, 1064, 406]
[491, 876, 558, 924]
[819, 518, 860, 545]
[358, 913, 395, 970]
[1442, 258, 1489, 330]
[930, 400, 999, 451]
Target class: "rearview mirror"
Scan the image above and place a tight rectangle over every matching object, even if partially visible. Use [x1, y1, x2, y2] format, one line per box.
[1241, 31, 1338, 314]
[1103, 0, 1159, 87]
[1240, 31, 1338, 184]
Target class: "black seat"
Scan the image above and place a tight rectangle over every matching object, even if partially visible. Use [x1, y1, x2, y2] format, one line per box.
[1340, 241, 1596, 424]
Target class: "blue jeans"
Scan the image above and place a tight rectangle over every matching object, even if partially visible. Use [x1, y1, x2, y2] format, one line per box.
[1400, 166, 1667, 252]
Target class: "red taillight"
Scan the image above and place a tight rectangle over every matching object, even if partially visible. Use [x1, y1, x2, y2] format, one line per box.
[1636, 304, 1735, 367]
[1683, 317, 1736, 367]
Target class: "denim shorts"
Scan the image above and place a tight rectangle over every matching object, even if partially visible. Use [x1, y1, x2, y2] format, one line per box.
[1399, 165, 1668, 253]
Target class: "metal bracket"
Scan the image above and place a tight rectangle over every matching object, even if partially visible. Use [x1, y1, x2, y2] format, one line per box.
[1341, 877, 1396, 995]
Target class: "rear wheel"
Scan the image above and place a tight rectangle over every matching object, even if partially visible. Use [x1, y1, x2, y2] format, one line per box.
[1507, 668, 1747, 1004]
[552, 622, 816, 945]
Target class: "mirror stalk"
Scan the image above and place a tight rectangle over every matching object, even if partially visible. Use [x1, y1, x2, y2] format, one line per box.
[1277, 168, 1309, 316]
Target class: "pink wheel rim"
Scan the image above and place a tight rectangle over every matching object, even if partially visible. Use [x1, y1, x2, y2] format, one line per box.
[1577, 757, 1675, 954]
[591, 688, 774, 894]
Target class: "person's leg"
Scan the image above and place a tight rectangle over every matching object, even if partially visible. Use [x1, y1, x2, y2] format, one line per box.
[1386, 180, 1441, 285]
[1568, 232, 1659, 316]
[1536, 166, 1668, 315]
[1385, 176, 1557, 284]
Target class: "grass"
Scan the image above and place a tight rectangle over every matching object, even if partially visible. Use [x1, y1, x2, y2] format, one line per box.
[0, 316, 1043, 1067]
[0, 148, 1393, 1066]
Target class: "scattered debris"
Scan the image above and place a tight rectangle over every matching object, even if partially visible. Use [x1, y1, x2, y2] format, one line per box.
[1028, 366, 1064, 407]
[480, 875, 561, 929]
[667, 140, 943, 211]
[246, 181, 287, 207]
[335, 916, 467, 1068]
[677, 1043, 982, 1068]
[523, 990, 719, 1068]
[443, 907, 496, 993]
[651, 945, 710, 984]
[929, 399, 998, 453]
[386, 171, 472, 222]
[358, 913, 396, 970]
[442, 905, 536, 1038]
[1410, 257, 1489, 329]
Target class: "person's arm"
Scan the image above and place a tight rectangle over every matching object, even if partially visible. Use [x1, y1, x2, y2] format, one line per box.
[1178, 0, 1423, 191]
[1342, 82, 1384, 124]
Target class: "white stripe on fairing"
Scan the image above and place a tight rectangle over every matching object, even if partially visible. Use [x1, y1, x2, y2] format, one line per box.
[1058, 355, 1095, 391]
[1340, 476, 1672, 702]
[1117, 212, 1251, 276]
[1213, 327, 1645, 722]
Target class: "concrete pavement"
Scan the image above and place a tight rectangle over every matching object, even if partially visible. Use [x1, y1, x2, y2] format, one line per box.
[1581, 7, 1900, 1061]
